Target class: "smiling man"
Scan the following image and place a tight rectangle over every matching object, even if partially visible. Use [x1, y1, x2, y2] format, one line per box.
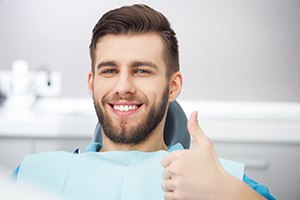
[88, 32, 179, 152]
[14, 4, 275, 200]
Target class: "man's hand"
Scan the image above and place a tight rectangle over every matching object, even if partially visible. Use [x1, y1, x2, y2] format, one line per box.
[161, 111, 265, 200]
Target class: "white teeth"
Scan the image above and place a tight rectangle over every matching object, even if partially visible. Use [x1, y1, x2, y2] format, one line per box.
[113, 105, 138, 112]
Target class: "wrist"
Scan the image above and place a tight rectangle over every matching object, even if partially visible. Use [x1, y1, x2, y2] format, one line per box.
[218, 173, 266, 200]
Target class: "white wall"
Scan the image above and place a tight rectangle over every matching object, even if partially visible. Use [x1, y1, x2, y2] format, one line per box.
[0, 0, 300, 101]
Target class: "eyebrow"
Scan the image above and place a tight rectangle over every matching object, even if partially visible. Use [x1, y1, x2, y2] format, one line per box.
[97, 60, 159, 70]
[131, 61, 158, 69]
[96, 61, 117, 70]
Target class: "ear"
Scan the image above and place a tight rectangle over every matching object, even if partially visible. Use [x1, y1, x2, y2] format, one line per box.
[168, 71, 182, 102]
[87, 71, 94, 95]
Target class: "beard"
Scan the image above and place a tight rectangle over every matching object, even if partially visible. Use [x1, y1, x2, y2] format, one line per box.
[93, 86, 169, 145]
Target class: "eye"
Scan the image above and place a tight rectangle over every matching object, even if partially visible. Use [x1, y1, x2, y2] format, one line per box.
[101, 68, 118, 74]
[134, 69, 150, 74]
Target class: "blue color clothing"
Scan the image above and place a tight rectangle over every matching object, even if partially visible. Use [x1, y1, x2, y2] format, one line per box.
[13, 143, 275, 200]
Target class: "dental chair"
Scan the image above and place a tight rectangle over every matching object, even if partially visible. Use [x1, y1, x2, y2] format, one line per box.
[15, 100, 269, 199]
[93, 100, 190, 149]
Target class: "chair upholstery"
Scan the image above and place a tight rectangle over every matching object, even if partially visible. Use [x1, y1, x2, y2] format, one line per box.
[93, 100, 190, 149]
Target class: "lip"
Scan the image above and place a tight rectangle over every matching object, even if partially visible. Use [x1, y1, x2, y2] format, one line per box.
[108, 102, 143, 117]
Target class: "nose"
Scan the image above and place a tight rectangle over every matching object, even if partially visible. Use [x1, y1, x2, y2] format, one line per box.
[113, 70, 136, 95]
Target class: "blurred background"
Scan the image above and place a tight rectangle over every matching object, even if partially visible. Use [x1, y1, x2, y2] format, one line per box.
[0, 0, 299, 199]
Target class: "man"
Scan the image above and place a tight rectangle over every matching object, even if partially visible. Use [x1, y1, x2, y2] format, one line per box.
[14, 4, 275, 200]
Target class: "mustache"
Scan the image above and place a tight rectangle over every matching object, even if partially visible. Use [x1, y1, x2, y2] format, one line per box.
[101, 93, 149, 105]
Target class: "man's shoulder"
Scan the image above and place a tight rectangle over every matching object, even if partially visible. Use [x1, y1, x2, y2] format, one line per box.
[21, 151, 74, 164]
[16, 151, 75, 187]
[17, 151, 74, 177]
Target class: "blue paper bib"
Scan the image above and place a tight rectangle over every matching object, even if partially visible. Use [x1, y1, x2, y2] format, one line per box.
[17, 144, 244, 200]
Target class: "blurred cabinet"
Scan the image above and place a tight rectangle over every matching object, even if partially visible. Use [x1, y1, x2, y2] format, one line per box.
[0, 137, 91, 174]
[34, 138, 91, 153]
[0, 139, 32, 171]
[214, 141, 300, 200]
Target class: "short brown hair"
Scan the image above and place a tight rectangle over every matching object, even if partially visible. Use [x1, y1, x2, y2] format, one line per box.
[89, 4, 179, 78]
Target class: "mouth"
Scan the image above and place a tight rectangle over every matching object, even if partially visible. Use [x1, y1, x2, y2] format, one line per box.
[108, 102, 143, 116]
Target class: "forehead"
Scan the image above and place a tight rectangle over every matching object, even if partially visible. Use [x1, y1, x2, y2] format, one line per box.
[95, 33, 166, 69]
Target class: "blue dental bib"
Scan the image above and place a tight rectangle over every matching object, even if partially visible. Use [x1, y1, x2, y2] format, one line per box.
[16, 143, 244, 200]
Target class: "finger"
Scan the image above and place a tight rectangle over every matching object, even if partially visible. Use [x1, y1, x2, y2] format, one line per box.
[161, 151, 177, 168]
[187, 111, 208, 146]
[161, 179, 175, 192]
[164, 192, 175, 200]
[162, 168, 173, 180]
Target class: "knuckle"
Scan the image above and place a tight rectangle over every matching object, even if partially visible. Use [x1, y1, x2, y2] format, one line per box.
[164, 193, 170, 200]
[173, 190, 185, 200]
[175, 150, 188, 161]
[164, 192, 175, 200]
[202, 138, 213, 149]
[172, 151, 182, 159]
[169, 163, 181, 175]
[174, 149, 188, 157]
[207, 139, 214, 150]
[167, 166, 177, 176]
[172, 177, 182, 189]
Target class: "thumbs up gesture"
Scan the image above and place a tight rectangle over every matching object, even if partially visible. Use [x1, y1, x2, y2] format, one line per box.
[161, 111, 265, 200]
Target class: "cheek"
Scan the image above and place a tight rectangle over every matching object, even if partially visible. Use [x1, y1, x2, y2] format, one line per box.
[135, 79, 167, 100]
[93, 80, 111, 98]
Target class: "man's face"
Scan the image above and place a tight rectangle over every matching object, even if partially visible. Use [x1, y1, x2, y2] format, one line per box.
[89, 33, 170, 145]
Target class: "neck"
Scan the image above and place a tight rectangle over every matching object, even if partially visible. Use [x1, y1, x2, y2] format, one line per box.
[100, 122, 168, 152]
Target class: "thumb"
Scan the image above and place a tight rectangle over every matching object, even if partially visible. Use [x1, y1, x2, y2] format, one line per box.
[187, 111, 207, 147]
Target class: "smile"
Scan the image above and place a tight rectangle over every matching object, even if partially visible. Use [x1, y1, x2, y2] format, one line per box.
[108, 102, 143, 116]
[113, 105, 138, 112]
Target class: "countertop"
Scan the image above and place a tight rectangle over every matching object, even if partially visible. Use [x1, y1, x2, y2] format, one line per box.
[0, 98, 300, 143]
